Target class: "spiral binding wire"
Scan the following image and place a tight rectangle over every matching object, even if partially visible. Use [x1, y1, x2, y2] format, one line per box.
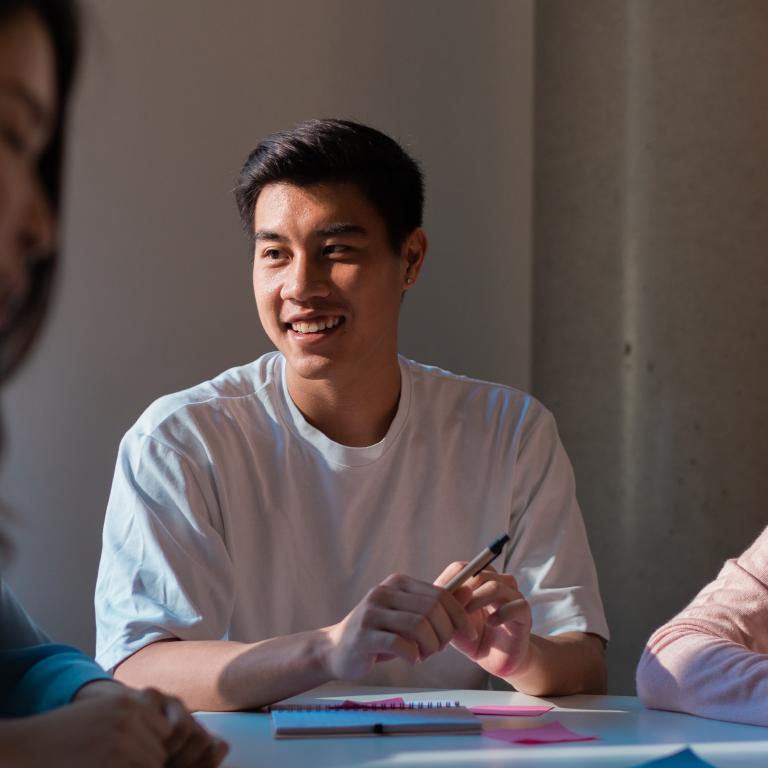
[270, 700, 463, 712]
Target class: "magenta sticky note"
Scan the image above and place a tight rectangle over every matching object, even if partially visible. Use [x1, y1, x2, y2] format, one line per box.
[484, 721, 598, 745]
[470, 705, 553, 717]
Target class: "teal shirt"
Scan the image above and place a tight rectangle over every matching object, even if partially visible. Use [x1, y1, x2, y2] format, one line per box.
[1, 580, 110, 717]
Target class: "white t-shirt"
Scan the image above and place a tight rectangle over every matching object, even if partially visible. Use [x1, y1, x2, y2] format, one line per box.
[95, 353, 608, 688]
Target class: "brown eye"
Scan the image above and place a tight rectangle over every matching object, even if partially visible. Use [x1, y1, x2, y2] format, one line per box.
[323, 244, 349, 257]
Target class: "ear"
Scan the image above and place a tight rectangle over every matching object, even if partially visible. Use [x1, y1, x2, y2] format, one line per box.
[401, 228, 427, 290]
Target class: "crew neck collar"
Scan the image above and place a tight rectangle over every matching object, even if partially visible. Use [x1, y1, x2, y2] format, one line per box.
[277, 355, 412, 468]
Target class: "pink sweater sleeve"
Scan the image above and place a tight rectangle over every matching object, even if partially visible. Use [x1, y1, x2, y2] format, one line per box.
[636, 526, 768, 726]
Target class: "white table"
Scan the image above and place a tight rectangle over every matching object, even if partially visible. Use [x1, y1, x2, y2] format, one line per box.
[196, 683, 768, 768]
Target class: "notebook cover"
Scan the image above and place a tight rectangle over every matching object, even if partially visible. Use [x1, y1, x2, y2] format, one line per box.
[271, 705, 481, 738]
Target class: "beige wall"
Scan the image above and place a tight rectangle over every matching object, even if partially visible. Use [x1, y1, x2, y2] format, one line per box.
[2, 1, 533, 653]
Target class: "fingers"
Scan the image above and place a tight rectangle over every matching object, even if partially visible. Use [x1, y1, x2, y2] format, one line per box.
[56, 684, 226, 768]
[206, 739, 230, 768]
[462, 571, 532, 641]
[166, 729, 228, 768]
[375, 576, 476, 651]
[359, 586, 445, 662]
[374, 606, 446, 660]
[330, 570, 499, 679]
[329, 573, 477, 677]
[120, 712, 167, 768]
[461, 570, 521, 615]
[367, 628, 421, 665]
[375, 582, 466, 644]
[160, 695, 196, 756]
[487, 597, 530, 628]
[433, 560, 468, 588]
[135, 688, 228, 768]
[440, 564, 530, 631]
[155, 693, 229, 768]
[381, 574, 476, 639]
[136, 688, 175, 742]
[111, 693, 169, 768]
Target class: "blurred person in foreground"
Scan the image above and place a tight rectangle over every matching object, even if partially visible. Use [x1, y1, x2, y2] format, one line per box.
[0, 1, 228, 765]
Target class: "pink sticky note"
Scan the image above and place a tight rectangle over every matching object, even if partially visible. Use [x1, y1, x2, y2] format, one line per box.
[470, 705, 553, 717]
[485, 721, 598, 745]
[333, 697, 406, 709]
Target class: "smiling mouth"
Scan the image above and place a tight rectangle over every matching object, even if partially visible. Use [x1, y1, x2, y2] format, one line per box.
[286, 316, 344, 335]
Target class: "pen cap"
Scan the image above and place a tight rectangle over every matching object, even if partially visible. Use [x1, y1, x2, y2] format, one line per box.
[488, 534, 510, 555]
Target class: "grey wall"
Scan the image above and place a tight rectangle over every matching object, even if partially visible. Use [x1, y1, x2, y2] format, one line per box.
[2, 1, 533, 653]
[533, 0, 768, 693]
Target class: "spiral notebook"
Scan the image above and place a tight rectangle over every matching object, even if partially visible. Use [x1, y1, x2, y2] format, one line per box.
[270, 700, 481, 738]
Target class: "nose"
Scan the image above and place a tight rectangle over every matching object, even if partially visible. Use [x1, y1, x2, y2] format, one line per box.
[0, 176, 55, 327]
[280, 252, 330, 303]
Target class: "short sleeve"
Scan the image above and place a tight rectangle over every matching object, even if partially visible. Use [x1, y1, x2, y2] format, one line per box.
[95, 431, 235, 671]
[505, 404, 609, 641]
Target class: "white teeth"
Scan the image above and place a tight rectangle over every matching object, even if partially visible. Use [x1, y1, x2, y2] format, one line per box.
[291, 316, 341, 334]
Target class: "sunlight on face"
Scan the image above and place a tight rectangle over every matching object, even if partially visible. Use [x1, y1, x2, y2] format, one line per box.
[251, 181, 412, 388]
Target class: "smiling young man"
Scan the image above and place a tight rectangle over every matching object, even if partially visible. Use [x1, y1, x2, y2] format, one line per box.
[95, 119, 609, 711]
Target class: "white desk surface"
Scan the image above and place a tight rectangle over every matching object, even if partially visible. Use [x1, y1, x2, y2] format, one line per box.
[196, 682, 768, 768]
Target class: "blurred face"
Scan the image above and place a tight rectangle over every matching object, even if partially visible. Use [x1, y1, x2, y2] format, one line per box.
[0, 10, 56, 331]
[251, 181, 425, 388]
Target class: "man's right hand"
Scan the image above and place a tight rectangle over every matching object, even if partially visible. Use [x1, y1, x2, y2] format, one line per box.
[0, 682, 228, 768]
[321, 572, 476, 680]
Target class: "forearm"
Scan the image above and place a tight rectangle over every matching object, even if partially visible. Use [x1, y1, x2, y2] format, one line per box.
[504, 632, 607, 696]
[637, 542, 768, 725]
[114, 630, 336, 711]
[638, 627, 768, 726]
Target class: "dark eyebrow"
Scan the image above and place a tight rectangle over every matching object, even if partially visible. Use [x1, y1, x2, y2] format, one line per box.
[0, 82, 52, 131]
[315, 224, 368, 238]
[253, 224, 369, 242]
[253, 230, 288, 242]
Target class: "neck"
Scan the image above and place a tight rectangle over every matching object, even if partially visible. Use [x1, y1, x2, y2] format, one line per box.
[285, 357, 402, 447]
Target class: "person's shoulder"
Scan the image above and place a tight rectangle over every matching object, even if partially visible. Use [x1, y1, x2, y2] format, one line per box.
[128, 351, 282, 443]
[734, 526, 768, 585]
[403, 356, 550, 422]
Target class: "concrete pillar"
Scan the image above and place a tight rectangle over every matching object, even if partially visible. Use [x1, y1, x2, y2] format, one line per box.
[533, 0, 768, 692]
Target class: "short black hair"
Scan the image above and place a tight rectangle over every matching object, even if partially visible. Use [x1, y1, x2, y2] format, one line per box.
[234, 119, 424, 252]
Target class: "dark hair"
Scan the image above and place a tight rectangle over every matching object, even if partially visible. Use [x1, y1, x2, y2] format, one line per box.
[234, 119, 424, 252]
[0, 0, 80, 384]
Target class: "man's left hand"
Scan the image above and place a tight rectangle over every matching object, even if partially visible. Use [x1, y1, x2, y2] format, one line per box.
[434, 562, 533, 679]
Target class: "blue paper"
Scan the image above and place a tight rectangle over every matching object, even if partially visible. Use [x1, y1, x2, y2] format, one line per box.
[633, 747, 716, 767]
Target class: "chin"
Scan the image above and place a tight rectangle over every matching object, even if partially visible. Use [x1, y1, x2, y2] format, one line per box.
[284, 353, 338, 382]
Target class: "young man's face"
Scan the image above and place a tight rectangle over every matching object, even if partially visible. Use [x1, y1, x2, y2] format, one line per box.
[251, 181, 424, 387]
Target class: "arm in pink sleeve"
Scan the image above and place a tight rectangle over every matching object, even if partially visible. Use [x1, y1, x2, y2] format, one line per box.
[636, 526, 768, 726]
